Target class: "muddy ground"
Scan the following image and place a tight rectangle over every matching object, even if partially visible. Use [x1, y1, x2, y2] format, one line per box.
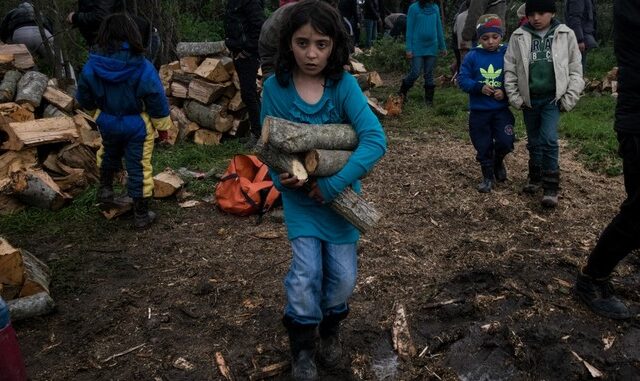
[9, 89, 640, 380]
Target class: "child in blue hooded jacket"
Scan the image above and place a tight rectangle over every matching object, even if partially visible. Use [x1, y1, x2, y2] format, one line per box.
[458, 14, 515, 193]
[76, 13, 172, 228]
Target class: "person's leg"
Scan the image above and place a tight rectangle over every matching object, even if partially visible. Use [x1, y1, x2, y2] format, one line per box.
[492, 108, 516, 182]
[537, 99, 561, 207]
[318, 241, 357, 367]
[96, 132, 125, 206]
[399, 55, 423, 99]
[233, 54, 262, 140]
[422, 55, 437, 105]
[352, 17, 361, 47]
[364, 19, 374, 48]
[123, 116, 156, 228]
[522, 102, 543, 193]
[469, 110, 494, 192]
[284, 237, 323, 380]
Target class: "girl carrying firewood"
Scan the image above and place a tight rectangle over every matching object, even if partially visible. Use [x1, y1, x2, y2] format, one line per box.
[260, 1, 386, 379]
[75, 13, 172, 229]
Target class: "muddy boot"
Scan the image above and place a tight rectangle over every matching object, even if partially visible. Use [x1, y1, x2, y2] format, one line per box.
[133, 198, 156, 229]
[493, 153, 508, 183]
[97, 170, 115, 209]
[398, 81, 411, 103]
[477, 166, 494, 193]
[574, 271, 631, 320]
[318, 311, 347, 368]
[523, 164, 542, 194]
[541, 171, 560, 208]
[424, 85, 435, 106]
[285, 319, 318, 381]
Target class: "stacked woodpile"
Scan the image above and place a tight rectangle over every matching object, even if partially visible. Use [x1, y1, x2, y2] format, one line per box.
[585, 67, 618, 97]
[0, 236, 52, 303]
[347, 58, 387, 116]
[0, 43, 101, 215]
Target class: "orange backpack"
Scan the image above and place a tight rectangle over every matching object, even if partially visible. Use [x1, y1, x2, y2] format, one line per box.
[215, 155, 281, 216]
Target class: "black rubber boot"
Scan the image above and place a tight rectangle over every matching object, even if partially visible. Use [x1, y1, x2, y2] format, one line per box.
[541, 170, 560, 208]
[494, 153, 508, 182]
[574, 271, 631, 320]
[133, 198, 156, 229]
[284, 318, 318, 381]
[318, 310, 348, 368]
[424, 85, 435, 106]
[97, 169, 115, 207]
[477, 166, 494, 193]
[398, 81, 411, 102]
[523, 164, 542, 194]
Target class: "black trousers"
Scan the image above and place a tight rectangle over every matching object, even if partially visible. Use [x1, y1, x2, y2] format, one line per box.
[584, 132, 640, 278]
[233, 54, 261, 138]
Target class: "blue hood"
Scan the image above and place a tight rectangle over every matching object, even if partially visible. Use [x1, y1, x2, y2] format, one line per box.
[88, 46, 145, 83]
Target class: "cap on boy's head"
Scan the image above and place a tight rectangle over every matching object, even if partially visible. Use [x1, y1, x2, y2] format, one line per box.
[476, 14, 503, 38]
[525, 0, 556, 15]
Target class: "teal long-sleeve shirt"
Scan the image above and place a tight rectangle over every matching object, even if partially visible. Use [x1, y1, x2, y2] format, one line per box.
[405, 2, 446, 57]
[260, 72, 387, 244]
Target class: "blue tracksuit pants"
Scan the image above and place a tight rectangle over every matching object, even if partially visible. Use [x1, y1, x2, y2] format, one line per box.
[468, 108, 515, 168]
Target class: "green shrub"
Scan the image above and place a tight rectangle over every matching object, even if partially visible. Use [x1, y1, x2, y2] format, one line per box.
[358, 36, 409, 73]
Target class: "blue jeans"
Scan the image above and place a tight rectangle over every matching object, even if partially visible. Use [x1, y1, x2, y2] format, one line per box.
[284, 237, 358, 325]
[523, 97, 560, 172]
[469, 108, 515, 168]
[364, 18, 377, 48]
[402, 55, 437, 89]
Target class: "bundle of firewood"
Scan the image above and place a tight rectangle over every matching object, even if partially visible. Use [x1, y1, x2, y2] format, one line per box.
[0, 43, 101, 215]
[585, 67, 618, 97]
[347, 58, 388, 117]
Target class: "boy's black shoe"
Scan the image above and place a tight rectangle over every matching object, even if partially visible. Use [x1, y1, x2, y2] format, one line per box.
[541, 189, 558, 208]
[133, 198, 156, 229]
[523, 164, 542, 193]
[286, 319, 318, 381]
[292, 349, 318, 381]
[523, 181, 541, 194]
[318, 334, 342, 368]
[477, 178, 493, 193]
[97, 185, 115, 207]
[575, 272, 631, 320]
[424, 85, 435, 106]
[494, 156, 507, 182]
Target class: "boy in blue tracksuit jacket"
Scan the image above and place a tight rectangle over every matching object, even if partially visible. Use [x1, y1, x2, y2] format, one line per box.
[458, 14, 515, 193]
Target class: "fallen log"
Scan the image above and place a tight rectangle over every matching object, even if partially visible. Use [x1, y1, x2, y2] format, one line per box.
[304, 149, 352, 177]
[256, 142, 380, 233]
[0, 115, 78, 151]
[0, 70, 22, 102]
[7, 291, 55, 321]
[392, 303, 416, 359]
[176, 41, 227, 58]
[193, 129, 222, 145]
[261, 116, 357, 153]
[15, 71, 48, 108]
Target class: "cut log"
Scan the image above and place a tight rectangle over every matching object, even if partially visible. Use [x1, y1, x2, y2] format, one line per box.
[195, 58, 231, 83]
[58, 143, 99, 183]
[228, 91, 245, 112]
[43, 151, 66, 175]
[349, 59, 367, 74]
[7, 292, 55, 321]
[0, 237, 24, 287]
[0, 44, 35, 69]
[0, 149, 38, 178]
[220, 56, 234, 74]
[188, 78, 225, 104]
[170, 82, 189, 98]
[171, 71, 196, 85]
[0, 102, 34, 122]
[367, 98, 388, 117]
[229, 117, 249, 137]
[11, 169, 70, 210]
[0, 70, 22, 102]
[304, 149, 352, 177]
[43, 86, 74, 112]
[15, 71, 48, 108]
[262, 116, 357, 153]
[169, 106, 199, 143]
[193, 129, 222, 145]
[214, 115, 233, 133]
[43, 104, 67, 118]
[0, 195, 25, 216]
[176, 41, 227, 58]
[368, 71, 383, 88]
[73, 115, 102, 149]
[180, 56, 203, 74]
[354, 74, 370, 91]
[256, 142, 380, 233]
[51, 168, 88, 196]
[101, 195, 133, 220]
[184, 100, 223, 130]
[153, 169, 185, 198]
[19, 249, 51, 297]
[1, 115, 78, 150]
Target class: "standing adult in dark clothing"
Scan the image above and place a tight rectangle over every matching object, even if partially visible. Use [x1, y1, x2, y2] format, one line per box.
[1, 2, 54, 59]
[574, 0, 640, 321]
[67, 0, 121, 47]
[225, 0, 265, 147]
[565, 0, 597, 73]
[459, 0, 506, 59]
[339, 0, 360, 47]
[363, 0, 382, 48]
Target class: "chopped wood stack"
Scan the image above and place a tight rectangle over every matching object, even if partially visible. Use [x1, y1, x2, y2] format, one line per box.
[585, 67, 618, 97]
[0, 44, 101, 215]
[348, 58, 387, 117]
[0, 237, 51, 301]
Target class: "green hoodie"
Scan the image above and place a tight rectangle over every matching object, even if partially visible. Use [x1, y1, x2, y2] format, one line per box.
[523, 19, 561, 98]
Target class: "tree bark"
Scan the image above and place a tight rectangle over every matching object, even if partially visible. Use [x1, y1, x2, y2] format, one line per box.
[15, 71, 48, 108]
[7, 291, 55, 321]
[11, 169, 70, 210]
[19, 249, 51, 298]
[176, 41, 228, 58]
[262, 116, 358, 153]
[188, 79, 225, 104]
[0, 70, 22, 102]
[304, 149, 352, 177]
[184, 100, 223, 130]
[255, 141, 308, 181]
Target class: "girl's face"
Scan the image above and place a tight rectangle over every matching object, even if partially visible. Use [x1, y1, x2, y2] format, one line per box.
[528, 12, 554, 30]
[479, 32, 502, 52]
[290, 23, 333, 78]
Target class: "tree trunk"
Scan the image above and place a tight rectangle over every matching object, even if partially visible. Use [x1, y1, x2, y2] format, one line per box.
[304, 149, 352, 177]
[262, 116, 358, 153]
[0, 71, 22, 102]
[176, 41, 228, 58]
[15, 71, 48, 108]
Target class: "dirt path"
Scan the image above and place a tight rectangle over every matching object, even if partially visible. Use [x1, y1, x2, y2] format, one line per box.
[11, 116, 640, 380]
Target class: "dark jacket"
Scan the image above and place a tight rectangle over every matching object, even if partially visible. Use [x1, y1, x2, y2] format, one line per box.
[72, 0, 123, 46]
[565, 0, 597, 47]
[225, 0, 265, 56]
[0, 2, 52, 42]
[363, 0, 380, 20]
[613, 0, 640, 134]
[339, 0, 359, 20]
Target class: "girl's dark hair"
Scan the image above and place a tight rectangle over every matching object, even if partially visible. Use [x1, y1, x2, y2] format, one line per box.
[95, 13, 145, 55]
[419, 0, 433, 7]
[275, 0, 350, 87]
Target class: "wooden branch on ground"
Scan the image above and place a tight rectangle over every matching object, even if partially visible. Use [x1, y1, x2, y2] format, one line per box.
[176, 41, 227, 58]
[392, 303, 416, 359]
[7, 291, 55, 321]
[1, 116, 78, 150]
[0, 70, 22, 102]
[214, 352, 234, 381]
[15, 71, 48, 108]
[304, 149, 352, 177]
[262, 116, 357, 153]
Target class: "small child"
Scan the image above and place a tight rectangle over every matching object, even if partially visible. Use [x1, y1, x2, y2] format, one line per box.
[458, 14, 514, 193]
[76, 13, 172, 228]
[504, 0, 584, 207]
[261, 1, 387, 379]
